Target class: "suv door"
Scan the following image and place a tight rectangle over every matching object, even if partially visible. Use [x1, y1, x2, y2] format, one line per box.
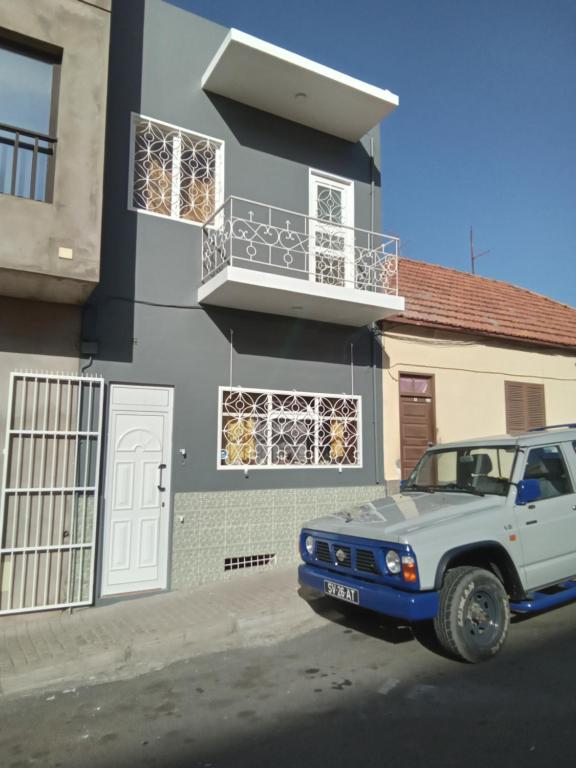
[514, 443, 576, 590]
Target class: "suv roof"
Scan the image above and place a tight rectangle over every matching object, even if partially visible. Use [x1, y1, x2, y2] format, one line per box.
[434, 424, 576, 451]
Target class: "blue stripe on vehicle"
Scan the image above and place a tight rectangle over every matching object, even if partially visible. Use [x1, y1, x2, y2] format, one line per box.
[298, 563, 439, 622]
[511, 581, 576, 614]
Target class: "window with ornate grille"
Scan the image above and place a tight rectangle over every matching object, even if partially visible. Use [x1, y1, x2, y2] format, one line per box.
[218, 387, 361, 469]
[129, 114, 224, 224]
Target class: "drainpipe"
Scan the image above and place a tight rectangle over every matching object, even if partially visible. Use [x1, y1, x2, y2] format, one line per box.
[81, 355, 94, 373]
[370, 323, 381, 485]
[368, 134, 381, 485]
[370, 135, 375, 232]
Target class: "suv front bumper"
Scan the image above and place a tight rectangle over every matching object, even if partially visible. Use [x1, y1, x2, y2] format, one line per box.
[299, 563, 439, 622]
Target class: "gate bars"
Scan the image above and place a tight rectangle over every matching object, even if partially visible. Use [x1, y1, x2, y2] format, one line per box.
[0, 373, 104, 614]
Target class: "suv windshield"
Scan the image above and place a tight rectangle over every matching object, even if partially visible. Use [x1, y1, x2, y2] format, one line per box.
[405, 445, 517, 497]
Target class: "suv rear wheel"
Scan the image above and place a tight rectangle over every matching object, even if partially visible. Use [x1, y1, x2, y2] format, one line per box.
[433, 566, 510, 663]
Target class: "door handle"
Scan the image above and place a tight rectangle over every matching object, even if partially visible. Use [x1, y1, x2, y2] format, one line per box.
[526, 520, 538, 526]
[158, 463, 166, 492]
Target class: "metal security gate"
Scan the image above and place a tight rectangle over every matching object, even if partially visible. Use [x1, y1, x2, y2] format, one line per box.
[0, 373, 104, 614]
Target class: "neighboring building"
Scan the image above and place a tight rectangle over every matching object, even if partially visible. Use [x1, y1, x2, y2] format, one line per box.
[0, 1, 110, 612]
[382, 258, 576, 488]
[78, 0, 404, 601]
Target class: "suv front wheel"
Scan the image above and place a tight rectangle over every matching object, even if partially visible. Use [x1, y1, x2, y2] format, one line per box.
[433, 566, 510, 663]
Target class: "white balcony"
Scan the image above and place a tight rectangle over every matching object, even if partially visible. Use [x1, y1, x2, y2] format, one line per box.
[198, 197, 405, 327]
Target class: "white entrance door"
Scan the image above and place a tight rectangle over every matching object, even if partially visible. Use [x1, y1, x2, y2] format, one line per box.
[101, 385, 173, 596]
[309, 170, 355, 288]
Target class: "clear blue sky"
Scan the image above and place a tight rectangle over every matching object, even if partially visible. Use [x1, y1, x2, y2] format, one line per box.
[170, 0, 576, 306]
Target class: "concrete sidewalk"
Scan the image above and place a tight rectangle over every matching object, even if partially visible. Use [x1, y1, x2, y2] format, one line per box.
[0, 566, 325, 698]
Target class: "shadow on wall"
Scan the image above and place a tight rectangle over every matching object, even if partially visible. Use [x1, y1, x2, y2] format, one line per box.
[207, 93, 381, 188]
[0, 297, 80, 357]
[205, 306, 379, 368]
[382, 344, 391, 373]
[80, 1, 146, 365]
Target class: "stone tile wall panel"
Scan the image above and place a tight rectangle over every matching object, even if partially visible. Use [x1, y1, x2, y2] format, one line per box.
[171, 485, 387, 589]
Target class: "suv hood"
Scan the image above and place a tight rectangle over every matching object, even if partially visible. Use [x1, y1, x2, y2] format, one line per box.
[304, 491, 504, 543]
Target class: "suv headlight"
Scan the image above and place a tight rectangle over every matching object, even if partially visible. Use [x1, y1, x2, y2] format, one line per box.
[305, 535, 314, 555]
[385, 550, 401, 574]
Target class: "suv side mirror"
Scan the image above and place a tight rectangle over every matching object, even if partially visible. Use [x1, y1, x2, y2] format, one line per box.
[516, 479, 541, 505]
[400, 479, 407, 491]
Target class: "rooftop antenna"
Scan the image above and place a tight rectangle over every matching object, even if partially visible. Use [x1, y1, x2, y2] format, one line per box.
[470, 227, 490, 274]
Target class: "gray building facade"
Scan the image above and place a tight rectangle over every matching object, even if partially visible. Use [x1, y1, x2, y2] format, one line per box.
[84, 0, 403, 595]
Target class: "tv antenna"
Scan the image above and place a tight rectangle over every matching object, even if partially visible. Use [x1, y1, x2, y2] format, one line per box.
[470, 227, 489, 274]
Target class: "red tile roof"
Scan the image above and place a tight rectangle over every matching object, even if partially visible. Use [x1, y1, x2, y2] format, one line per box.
[390, 258, 576, 350]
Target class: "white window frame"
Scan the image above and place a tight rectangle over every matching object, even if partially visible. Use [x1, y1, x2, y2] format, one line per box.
[308, 168, 355, 286]
[217, 385, 362, 470]
[127, 112, 225, 227]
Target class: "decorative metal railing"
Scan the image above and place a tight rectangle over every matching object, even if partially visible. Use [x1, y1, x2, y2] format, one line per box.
[0, 121, 57, 202]
[202, 196, 399, 295]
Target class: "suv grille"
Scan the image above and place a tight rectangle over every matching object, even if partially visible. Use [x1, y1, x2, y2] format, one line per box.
[315, 541, 331, 563]
[356, 549, 379, 574]
[334, 545, 352, 568]
[311, 539, 380, 578]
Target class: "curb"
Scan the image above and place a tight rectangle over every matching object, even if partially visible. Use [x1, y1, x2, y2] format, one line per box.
[0, 614, 237, 698]
[0, 585, 325, 699]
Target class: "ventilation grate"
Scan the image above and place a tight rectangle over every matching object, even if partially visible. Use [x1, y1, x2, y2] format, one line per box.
[224, 553, 276, 571]
[315, 541, 332, 563]
[356, 549, 379, 574]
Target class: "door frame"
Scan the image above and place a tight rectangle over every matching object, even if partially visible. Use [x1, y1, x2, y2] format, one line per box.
[398, 371, 437, 479]
[308, 168, 355, 286]
[100, 383, 174, 598]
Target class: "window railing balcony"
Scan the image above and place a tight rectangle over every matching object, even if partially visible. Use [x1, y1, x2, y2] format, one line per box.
[202, 195, 399, 293]
[0, 121, 57, 203]
[199, 196, 404, 326]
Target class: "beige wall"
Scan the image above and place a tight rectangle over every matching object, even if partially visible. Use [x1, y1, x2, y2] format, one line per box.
[382, 325, 576, 483]
[0, 0, 110, 304]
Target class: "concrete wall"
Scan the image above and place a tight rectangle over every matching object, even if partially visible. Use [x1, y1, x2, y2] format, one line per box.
[0, 0, 110, 304]
[0, 0, 110, 516]
[382, 325, 576, 484]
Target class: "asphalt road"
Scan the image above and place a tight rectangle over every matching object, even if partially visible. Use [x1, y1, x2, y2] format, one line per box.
[2, 593, 576, 768]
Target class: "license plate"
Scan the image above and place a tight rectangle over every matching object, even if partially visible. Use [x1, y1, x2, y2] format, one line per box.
[324, 580, 359, 605]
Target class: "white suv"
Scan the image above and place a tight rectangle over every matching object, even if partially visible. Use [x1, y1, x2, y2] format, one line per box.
[299, 424, 576, 662]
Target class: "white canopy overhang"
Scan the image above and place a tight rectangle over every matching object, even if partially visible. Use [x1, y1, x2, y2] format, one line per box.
[201, 29, 399, 142]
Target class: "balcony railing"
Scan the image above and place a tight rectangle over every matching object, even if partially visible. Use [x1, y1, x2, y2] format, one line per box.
[202, 196, 399, 295]
[0, 121, 57, 202]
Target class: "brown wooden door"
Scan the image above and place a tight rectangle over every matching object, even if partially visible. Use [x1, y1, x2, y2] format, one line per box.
[399, 374, 436, 479]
